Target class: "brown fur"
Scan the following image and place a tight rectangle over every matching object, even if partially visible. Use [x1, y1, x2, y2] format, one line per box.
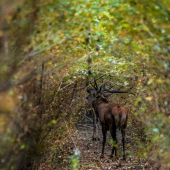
[93, 95, 128, 129]
[90, 93, 128, 159]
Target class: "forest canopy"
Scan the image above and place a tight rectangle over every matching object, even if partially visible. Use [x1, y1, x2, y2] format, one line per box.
[0, 0, 170, 169]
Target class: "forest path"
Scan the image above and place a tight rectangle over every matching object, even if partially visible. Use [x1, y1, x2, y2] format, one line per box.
[73, 112, 148, 170]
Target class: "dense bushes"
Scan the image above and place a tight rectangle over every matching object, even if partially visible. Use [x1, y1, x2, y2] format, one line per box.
[0, 0, 170, 169]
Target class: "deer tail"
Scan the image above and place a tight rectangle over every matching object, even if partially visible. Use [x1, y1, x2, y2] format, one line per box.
[120, 109, 127, 129]
[117, 105, 127, 130]
[112, 105, 127, 129]
[120, 113, 126, 128]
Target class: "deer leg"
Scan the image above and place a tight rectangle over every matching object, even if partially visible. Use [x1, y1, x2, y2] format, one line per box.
[92, 115, 96, 141]
[101, 126, 107, 158]
[110, 127, 117, 158]
[96, 118, 100, 141]
[121, 128, 126, 160]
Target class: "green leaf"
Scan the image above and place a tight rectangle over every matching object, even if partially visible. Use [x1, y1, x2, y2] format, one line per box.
[153, 128, 159, 133]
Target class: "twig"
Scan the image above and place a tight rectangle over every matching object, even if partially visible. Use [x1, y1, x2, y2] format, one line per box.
[84, 115, 93, 122]
[62, 81, 78, 150]
[77, 73, 107, 91]
[20, 22, 84, 64]
[56, 83, 61, 92]
[58, 80, 76, 92]
[146, 161, 153, 170]
[38, 125, 53, 144]
[77, 124, 93, 128]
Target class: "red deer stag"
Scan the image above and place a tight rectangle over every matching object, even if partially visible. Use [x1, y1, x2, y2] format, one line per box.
[87, 79, 134, 159]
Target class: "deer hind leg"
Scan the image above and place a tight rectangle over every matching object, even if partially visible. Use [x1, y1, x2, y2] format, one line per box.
[96, 118, 100, 141]
[110, 127, 117, 158]
[101, 125, 107, 158]
[121, 128, 126, 160]
[92, 114, 97, 141]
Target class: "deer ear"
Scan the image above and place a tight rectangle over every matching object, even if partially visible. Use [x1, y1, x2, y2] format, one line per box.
[103, 93, 113, 98]
[100, 84, 105, 91]
[91, 91, 95, 94]
[87, 87, 94, 94]
[93, 93, 96, 98]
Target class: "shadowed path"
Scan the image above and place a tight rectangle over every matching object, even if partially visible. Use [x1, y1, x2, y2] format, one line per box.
[73, 112, 148, 170]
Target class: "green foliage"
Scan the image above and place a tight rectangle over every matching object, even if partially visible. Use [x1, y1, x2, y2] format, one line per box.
[0, 0, 170, 169]
[70, 155, 79, 170]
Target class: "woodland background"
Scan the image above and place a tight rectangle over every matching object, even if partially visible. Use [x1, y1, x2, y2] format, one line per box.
[0, 0, 170, 169]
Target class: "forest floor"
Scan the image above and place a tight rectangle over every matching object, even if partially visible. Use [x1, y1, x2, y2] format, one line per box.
[73, 112, 148, 170]
[37, 112, 160, 170]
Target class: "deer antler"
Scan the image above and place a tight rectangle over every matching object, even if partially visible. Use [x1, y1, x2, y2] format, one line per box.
[94, 78, 98, 90]
[104, 84, 135, 95]
[107, 85, 114, 91]
[90, 82, 96, 89]
[89, 78, 135, 96]
[99, 82, 106, 92]
[90, 78, 99, 91]
[99, 82, 114, 92]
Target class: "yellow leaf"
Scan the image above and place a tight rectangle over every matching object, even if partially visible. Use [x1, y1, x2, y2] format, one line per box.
[0, 31, 3, 36]
[55, 140, 60, 144]
[48, 60, 52, 64]
[0, 90, 19, 112]
[119, 31, 126, 37]
[146, 96, 152, 101]
[77, 38, 82, 41]
[99, 11, 103, 16]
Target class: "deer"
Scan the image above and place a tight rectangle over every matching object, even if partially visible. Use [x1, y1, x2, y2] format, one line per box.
[87, 79, 134, 159]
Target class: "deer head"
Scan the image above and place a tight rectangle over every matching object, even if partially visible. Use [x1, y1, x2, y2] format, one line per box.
[86, 87, 97, 104]
[87, 78, 135, 103]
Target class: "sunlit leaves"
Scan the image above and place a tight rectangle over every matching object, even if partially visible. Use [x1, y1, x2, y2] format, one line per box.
[1, 0, 170, 167]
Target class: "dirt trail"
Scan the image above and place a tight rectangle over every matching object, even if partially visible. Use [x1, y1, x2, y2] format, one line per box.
[38, 111, 158, 170]
[73, 112, 148, 170]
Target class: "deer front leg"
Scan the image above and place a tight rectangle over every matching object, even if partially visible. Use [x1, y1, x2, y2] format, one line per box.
[96, 118, 100, 141]
[101, 125, 107, 158]
[110, 127, 117, 158]
[121, 128, 126, 160]
[92, 114, 97, 141]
